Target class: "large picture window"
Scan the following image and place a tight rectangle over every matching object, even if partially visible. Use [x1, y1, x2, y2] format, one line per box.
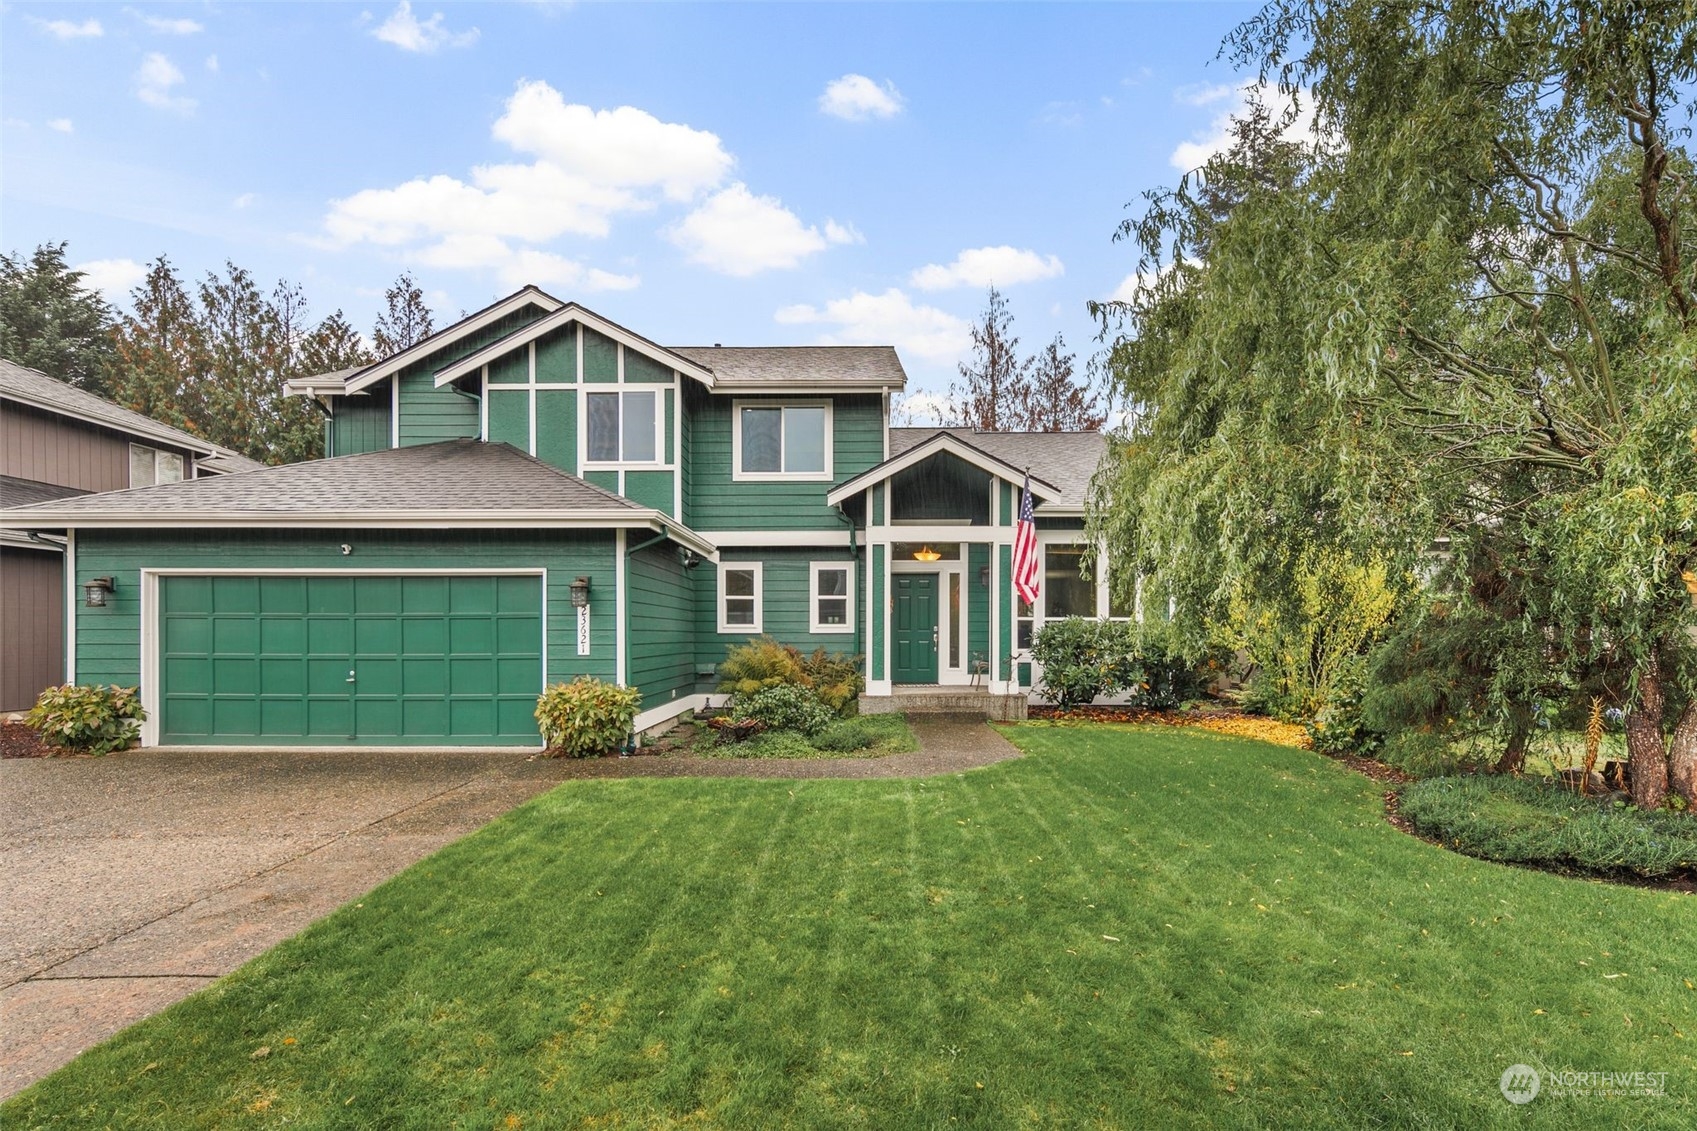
[809, 562, 854, 633]
[1044, 545, 1095, 619]
[734, 402, 830, 480]
[717, 563, 763, 634]
[585, 390, 657, 463]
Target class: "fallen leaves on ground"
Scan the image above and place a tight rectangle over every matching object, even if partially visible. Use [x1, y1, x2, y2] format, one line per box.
[1029, 707, 1312, 750]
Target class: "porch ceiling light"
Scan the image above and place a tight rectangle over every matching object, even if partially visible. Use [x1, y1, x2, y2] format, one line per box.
[84, 577, 115, 607]
[913, 545, 942, 562]
[569, 576, 592, 608]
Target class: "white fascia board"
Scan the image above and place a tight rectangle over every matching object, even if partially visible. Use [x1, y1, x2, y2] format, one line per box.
[825, 433, 1063, 508]
[343, 287, 565, 395]
[1, 390, 223, 458]
[283, 378, 357, 399]
[709, 381, 904, 395]
[703, 529, 852, 547]
[432, 304, 717, 390]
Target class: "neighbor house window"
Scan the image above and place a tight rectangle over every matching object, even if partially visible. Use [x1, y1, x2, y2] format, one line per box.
[585, 390, 658, 463]
[809, 562, 854, 634]
[718, 562, 763, 633]
[130, 445, 185, 487]
[734, 402, 830, 480]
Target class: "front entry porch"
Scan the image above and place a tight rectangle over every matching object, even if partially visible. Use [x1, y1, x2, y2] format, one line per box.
[859, 684, 1029, 722]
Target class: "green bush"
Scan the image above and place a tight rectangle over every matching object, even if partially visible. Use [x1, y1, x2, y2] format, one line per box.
[1031, 618, 1209, 710]
[809, 713, 916, 754]
[23, 684, 145, 755]
[1305, 660, 1385, 757]
[535, 677, 642, 758]
[1398, 775, 1697, 878]
[1378, 731, 1481, 778]
[716, 637, 806, 696]
[717, 638, 863, 713]
[729, 682, 836, 737]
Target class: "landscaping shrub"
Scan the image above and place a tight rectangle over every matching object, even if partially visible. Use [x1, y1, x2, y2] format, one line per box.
[1399, 775, 1697, 878]
[23, 684, 145, 755]
[1031, 618, 1208, 710]
[797, 647, 864, 714]
[1378, 730, 1480, 778]
[808, 713, 914, 753]
[1305, 659, 1385, 757]
[535, 677, 641, 758]
[730, 682, 835, 736]
[716, 637, 806, 695]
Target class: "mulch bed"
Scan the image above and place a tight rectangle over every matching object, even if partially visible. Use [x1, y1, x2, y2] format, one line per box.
[1, 721, 53, 759]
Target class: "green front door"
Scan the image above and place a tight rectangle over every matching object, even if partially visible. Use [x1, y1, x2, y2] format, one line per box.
[158, 574, 543, 745]
[893, 573, 939, 683]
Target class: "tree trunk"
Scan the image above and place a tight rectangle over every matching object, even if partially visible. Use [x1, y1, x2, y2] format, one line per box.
[1625, 650, 1669, 810]
[1668, 701, 1697, 807]
[1493, 703, 1534, 774]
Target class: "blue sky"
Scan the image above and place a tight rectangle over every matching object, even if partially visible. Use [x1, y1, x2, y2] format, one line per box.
[1, 1, 1267, 418]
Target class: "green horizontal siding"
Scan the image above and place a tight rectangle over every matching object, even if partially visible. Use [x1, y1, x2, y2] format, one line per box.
[697, 548, 863, 676]
[73, 529, 621, 743]
[624, 470, 674, 515]
[685, 394, 886, 531]
[329, 398, 390, 457]
[628, 542, 696, 708]
[398, 306, 551, 447]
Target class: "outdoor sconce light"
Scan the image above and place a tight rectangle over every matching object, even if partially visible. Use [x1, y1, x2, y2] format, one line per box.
[679, 548, 702, 569]
[913, 545, 942, 562]
[569, 576, 592, 608]
[84, 577, 115, 607]
[978, 565, 991, 588]
[340, 543, 354, 556]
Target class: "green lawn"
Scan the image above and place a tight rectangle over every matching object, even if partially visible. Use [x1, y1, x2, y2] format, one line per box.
[7, 725, 1693, 1129]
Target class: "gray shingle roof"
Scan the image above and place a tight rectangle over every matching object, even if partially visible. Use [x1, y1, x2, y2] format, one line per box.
[2, 440, 645, 521]
[670, 346, 907, 389]
[1, 476, 89, 509]
[890, 428, 1107, 509]
[0, 358, 260, 468]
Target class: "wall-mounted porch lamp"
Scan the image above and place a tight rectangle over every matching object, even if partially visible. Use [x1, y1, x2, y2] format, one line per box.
[679, 548, 703, 569]
[84, 577, 116, 607]
[978, 565, 991, 588]
[569, 576, 593, 608]
[912, 545, 942, 562]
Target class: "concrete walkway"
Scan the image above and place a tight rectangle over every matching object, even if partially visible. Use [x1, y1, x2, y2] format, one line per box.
[0, 717, 1020, 1098]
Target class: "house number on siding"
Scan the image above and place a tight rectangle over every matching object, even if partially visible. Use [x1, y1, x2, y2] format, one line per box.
[577, 606, 591, 656]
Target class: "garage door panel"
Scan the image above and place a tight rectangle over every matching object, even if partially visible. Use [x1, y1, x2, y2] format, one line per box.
[357, 617, 403, 656]
[160, 574, 544, 745]
[260, 617, 306, 655]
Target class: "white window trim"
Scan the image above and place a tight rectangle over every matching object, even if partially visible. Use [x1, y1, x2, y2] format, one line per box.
[809, 561, 855, 634]
[717, 561, 764, 634]
[731, 399, 833, 482]
[129, 443, 185, 488]
[581, 387, 665, 468]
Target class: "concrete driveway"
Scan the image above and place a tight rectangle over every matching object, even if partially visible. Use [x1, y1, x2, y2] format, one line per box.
[0, 748, 574, 1098]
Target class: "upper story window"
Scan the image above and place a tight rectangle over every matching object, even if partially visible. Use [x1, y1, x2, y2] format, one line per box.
[130, 445, 185, 487]
[586, 390, 658, 464]
[734, 402, 831, 481]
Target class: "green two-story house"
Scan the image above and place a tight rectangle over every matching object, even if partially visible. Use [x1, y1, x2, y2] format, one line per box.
[6, 286, 1127, 749]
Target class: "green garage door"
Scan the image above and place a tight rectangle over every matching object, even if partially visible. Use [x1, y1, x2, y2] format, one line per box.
[159, 574, 543, 745]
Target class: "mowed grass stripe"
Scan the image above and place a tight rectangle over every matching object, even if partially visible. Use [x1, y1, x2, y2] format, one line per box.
[5, 725, 1692, 1130]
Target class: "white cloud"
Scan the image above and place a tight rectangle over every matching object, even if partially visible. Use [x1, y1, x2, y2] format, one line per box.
[370, 1, 480, 53]
[135, 52, 195, 113]
[1173, 82, 1236, 107]
[1170, 81, 1316, 172]
[910, 246, 1065, 291]
[1106, 257, 1197, 304]
[492, 81, 732, 201]
[894, 390, 956, 426]
[321, 81, 742, 291]
[819, 74, 904, 121]
[32, 17, 103, 40]
[668, 183, 854, 276]
[74, 258, 148, 300]
[776, 289, 971, 364]
[824, 219, 864, 245]
[47, 118, 74, 134]
[205, 54, 220, 72]
[232, 192, 257, 209]
[129, 9, 204, 34]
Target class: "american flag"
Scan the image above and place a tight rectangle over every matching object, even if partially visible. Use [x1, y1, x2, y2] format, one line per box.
[1012, 471, 1039, 606]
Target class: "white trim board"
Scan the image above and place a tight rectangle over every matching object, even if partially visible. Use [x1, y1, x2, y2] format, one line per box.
[343, 287, 565, 395]
[826, 431, 1062, 508]
[433, 303, 715, 390]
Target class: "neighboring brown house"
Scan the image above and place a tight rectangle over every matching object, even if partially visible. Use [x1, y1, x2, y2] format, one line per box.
[0, 358, 264, 711]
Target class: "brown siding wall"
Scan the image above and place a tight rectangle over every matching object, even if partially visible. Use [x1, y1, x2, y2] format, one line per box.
[0, 402, 195, 493]
[1, 546, 63, 710]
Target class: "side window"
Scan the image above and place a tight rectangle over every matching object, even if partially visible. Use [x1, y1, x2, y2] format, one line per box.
[130, 445, 185, 487]
[735, 403, 830, 479]
[585, 390, 658, 463]
[718, 563, 763, 634]
[809, 562, 854, 634]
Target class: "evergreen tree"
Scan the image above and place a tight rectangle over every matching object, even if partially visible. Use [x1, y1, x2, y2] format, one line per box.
[301, 309, 373, 375]
[371, 271, 434, 356]
[0, 242, 118, 393]
[109, 256, 204, 433]
[945, 288, 1032, 431]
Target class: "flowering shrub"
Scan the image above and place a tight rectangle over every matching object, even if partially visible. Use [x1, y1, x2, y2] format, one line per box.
[535, 677, 641, 758]
[24, 684, 145, 755]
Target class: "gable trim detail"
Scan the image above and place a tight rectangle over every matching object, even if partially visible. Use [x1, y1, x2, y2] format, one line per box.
[825, 431, 1063, 509]
[432, 304, 716, 390]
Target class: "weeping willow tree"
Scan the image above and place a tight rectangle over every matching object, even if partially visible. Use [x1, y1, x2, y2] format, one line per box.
[1089, 1, 1697, 807]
